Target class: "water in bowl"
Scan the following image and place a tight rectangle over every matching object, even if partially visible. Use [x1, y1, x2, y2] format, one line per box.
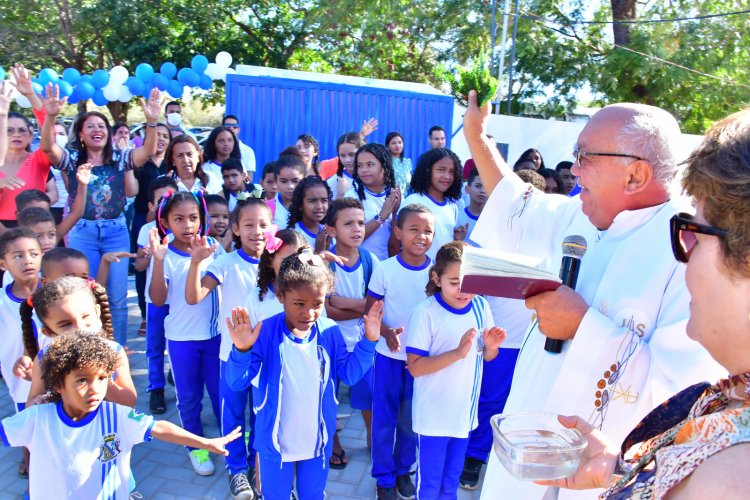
[498, 429, 582, 481]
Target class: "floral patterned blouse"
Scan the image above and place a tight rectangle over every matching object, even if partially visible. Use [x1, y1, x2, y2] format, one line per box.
[603, 373, 750, 499]
[392, 157, 412, 193]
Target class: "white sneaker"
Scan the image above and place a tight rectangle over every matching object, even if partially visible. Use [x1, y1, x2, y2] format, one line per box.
[189, 449, 215, 476]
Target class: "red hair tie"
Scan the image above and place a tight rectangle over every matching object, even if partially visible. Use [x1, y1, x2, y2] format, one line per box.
[87, 278, 97, 289]
[26, 296, 33, 307]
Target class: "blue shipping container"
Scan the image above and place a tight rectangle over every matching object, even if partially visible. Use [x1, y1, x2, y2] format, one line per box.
[225, 67, 454, 182]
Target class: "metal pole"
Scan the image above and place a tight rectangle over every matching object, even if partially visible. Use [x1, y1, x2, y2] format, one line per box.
[496, 0, 511, 114]
[490, 0, 496, 69]
[506, 0, 520, 115]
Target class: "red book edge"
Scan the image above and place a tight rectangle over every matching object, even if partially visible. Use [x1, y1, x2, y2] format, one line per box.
[460, 274, 561, 299]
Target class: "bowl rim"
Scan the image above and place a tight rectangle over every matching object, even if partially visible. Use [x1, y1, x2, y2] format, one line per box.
[491, 411, 588, 453]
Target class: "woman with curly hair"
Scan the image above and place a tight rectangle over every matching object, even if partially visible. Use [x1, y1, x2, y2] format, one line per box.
[286, 175, 333, 249]
[201, 126, 241, 179]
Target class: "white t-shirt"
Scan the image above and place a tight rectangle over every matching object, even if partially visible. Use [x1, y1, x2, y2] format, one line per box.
[367, 254, 432, 360]
[52, 169, 69, 208]
[272, 193, 291, 229]
[137, 221, 175, 305]
[153, 243, 219, 341]
[174, 171, 223, 195]
[201, 160, 223, 180]
[205, 249, 260, 361]
[0, 401, 154, 499]
[0, 283, 38, 406]
[294, 222, 324, 250]
[327, 171, 353, 200]
[278, 327, 320, 461]
[344, 186, 392, 261]
[457, 206, 480, 246]
[2, 271, 12, 287]
[331, 251, 380, 351]
[407, 294, 494, 438]
[402, 193, 461, 260]
[246, 285, 284, 326]
[239, 141, 256, 177]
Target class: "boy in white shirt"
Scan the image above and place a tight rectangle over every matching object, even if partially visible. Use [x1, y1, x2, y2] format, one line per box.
[365, 204, 435, 500]
[0, 333, 240, 500]
[455, 168, 488, 246]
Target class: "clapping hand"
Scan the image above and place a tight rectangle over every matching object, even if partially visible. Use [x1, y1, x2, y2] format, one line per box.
[148, 227, 168, 261]
[187, 234, 218, 262]
[382, 326, 404, 353]
[0, 176, 25, 190]
[12, 356, 33, 381]
[77, 163, 94, 185]
[226, 306, 262, 352]
[483, 326, 506, 351]
[454, 328, 477, 359]
[363, 300, 385, 342]
[454, 223, 469, 241]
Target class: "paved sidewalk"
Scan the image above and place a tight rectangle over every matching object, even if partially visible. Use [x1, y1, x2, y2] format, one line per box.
[0, 278, 487, 499]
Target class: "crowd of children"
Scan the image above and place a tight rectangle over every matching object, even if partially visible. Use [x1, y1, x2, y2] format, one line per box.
[0, 76, 535, 500]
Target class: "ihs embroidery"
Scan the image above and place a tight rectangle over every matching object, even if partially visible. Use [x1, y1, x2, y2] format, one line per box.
[507, 184, 534, 231]
[590, 329, 641, 429]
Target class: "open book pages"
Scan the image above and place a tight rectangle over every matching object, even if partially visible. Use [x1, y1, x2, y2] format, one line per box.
[460, 246, 562, 299]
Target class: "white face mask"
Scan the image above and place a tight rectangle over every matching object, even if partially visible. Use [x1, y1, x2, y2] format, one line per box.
[166, 113, 183, 127]
[55, 135, 68, 149]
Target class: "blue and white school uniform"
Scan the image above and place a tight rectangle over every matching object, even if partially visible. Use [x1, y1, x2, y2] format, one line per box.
[329, 248, 379, 410]
[224, 313, 376, 500]
[326, 170, 353, 199]
[201, 160, 222, 180]
[345, 186, 392, 261]
[154, 243, 221, 445]
[0, 402, 154, 500]
[205, 248, 260, 475]
[272, 193, 291, 228]
[137, 221, 172, 393]
[295, 222, 325, 250]
[457, 206, 481, 246]
[402, 192, 462, 260]
[173, 171, 223, 196]
[366, 254, 432, 489]
[406, 294, 494, 499]
[0, 284, 41, 411]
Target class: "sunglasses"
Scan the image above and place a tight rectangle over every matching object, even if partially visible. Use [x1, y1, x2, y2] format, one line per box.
[670, 212, 728, 263]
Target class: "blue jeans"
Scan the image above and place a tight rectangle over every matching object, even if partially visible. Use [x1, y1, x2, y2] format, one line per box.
[68, 215, 130, 346]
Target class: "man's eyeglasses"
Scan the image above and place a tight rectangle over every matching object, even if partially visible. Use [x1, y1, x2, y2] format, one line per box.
[670, 212, 728, 263]
[572, 147, 643, 165]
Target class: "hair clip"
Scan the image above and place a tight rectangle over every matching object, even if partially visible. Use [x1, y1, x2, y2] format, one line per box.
[87, 278, 97, 289]
[298, 248, 324, 266]
[237, 185, 265, 201]
[26, 296, 33, 308]
[264, 225, 283, 254]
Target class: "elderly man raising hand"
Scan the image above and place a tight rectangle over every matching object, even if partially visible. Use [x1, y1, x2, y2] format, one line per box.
[463, 91, 725, 500]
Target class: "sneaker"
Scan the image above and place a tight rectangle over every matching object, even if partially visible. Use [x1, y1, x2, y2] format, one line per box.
[189, 449, 215, 476]
[376, 486, 398, 500]
[149, 388, 166, 414]
[229, 472, 255, 499]
[395, 475, 415, 500]
[459, 457, 484, 490]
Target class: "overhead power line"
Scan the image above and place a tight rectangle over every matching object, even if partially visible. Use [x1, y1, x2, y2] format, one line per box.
[502, 8, 750, 25]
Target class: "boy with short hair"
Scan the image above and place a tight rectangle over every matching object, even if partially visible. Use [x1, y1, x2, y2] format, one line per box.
[15, 190, 51, 215]
[366, 203, 435, 500]
[324, 197, 380, 466]
[260, 161, 278, 202]
[0, 333, 241, 499]
[205, 195, 231, 253]
[220, 158, 257, 212]
[455, 168, 488, 245]
[41, 247, 90, 283]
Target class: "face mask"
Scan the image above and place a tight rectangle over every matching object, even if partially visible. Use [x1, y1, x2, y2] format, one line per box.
[55, 135, 68, 149]
[166, 113, 183, 127]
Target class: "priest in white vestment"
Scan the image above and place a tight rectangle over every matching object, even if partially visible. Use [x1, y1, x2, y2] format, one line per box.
[461, 92, 726, 499]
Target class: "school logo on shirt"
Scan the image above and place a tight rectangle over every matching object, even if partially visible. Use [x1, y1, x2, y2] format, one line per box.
[127, 408, 146, 422]
[98, 433, 122, 462]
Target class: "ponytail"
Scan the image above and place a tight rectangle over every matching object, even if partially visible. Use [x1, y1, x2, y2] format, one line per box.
[20, 299, 40, 360]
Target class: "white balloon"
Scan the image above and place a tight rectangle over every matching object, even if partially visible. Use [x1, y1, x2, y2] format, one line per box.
[118, 85, 133, 102]
[215, 51, 232, 68]
[109, 65, 129, 85]
[221, 67, 236, 82]
[204, 63, 220, 80]
[102, 83, 120, 102]
[14, 94, 31, 108]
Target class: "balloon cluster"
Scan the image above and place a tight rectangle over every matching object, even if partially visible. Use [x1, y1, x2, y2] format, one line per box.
[1, 52, 235, 108]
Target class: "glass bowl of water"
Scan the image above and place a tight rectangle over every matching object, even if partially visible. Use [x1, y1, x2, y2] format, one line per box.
[491, 412, 587, 481]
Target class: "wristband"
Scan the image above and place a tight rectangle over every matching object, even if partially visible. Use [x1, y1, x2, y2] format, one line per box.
[146, 122, 158, 128]
[373, 214, 385, 224]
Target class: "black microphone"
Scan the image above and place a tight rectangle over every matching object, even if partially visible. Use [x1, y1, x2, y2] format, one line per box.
[544, 235, 588, 354]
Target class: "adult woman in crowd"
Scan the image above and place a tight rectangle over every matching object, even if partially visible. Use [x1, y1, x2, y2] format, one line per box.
[538, 108, 750, 498]
[40, 85, 163, 349]
[386, 131, 412, 193]
[538, 167, 566, 195]
[513, 147, 545, 171]
[165, 134, 222, 195]
[201, 125, 241, 179]
[0, 64, 49, 229]
[296, 133, 321, 177]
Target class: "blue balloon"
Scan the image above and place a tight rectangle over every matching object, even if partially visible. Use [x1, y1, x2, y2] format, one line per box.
[39, 68, 59, 86]
[67, 92, 80, 105]
[76, 81, 96, 100]
[191, 55, 209, 74]
[160, 62, 177, 79]
[198, 74, 212, 90]
[151, 73, 169, 91]
[61, 67, 81, 84]
[57, 81, 73, 98]
[80, 74, 93, 83]
[32, 82, 44, 95]
[126, 76, 145, 96]
[166, 79, 183, 98]
[92, 89, 108, 106]
[178, 68, 200, 87]
[135, 63, 154, 82]
[0, 67, 5, 81]
[91, 69, 110, 89]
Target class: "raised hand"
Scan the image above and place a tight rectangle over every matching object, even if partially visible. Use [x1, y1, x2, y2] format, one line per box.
[203, 426, 243, 455]
[382, 326, 404, 353]
[149, 227, 168, 261]
[102, 251, 137, 263]
[226, 306, 262, 352]
[187, 234, 218, 262]
[116, 136, 129, 150]
[483, 326, 507, 351]
[9, 64, 35, 96]
[76, 163, 93, 185]
[454, 223, 469, 241]
[363, 300, 384, 342]
[463, 90, 491, 137]
[140, 88, 164, 124]
[12, 356, 33, 381]
[455, 328, 477, 359]
[41, 83, 66, 117]
[0, 81, 13, 115]
[360, 117, 379, 137]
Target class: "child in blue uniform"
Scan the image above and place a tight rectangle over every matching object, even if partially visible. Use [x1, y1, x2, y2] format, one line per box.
[224, 249, 384, 500]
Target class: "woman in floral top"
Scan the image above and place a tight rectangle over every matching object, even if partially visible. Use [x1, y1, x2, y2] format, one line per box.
[39, 85, 164, 349]
[538, 108, 750, 498]
[386, 131, 412, 193]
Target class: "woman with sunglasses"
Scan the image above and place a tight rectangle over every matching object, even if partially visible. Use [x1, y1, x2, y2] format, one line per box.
[537, 109, 750, 498]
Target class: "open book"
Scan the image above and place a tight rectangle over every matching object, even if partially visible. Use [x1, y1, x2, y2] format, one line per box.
[459, 246, 562, 299]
